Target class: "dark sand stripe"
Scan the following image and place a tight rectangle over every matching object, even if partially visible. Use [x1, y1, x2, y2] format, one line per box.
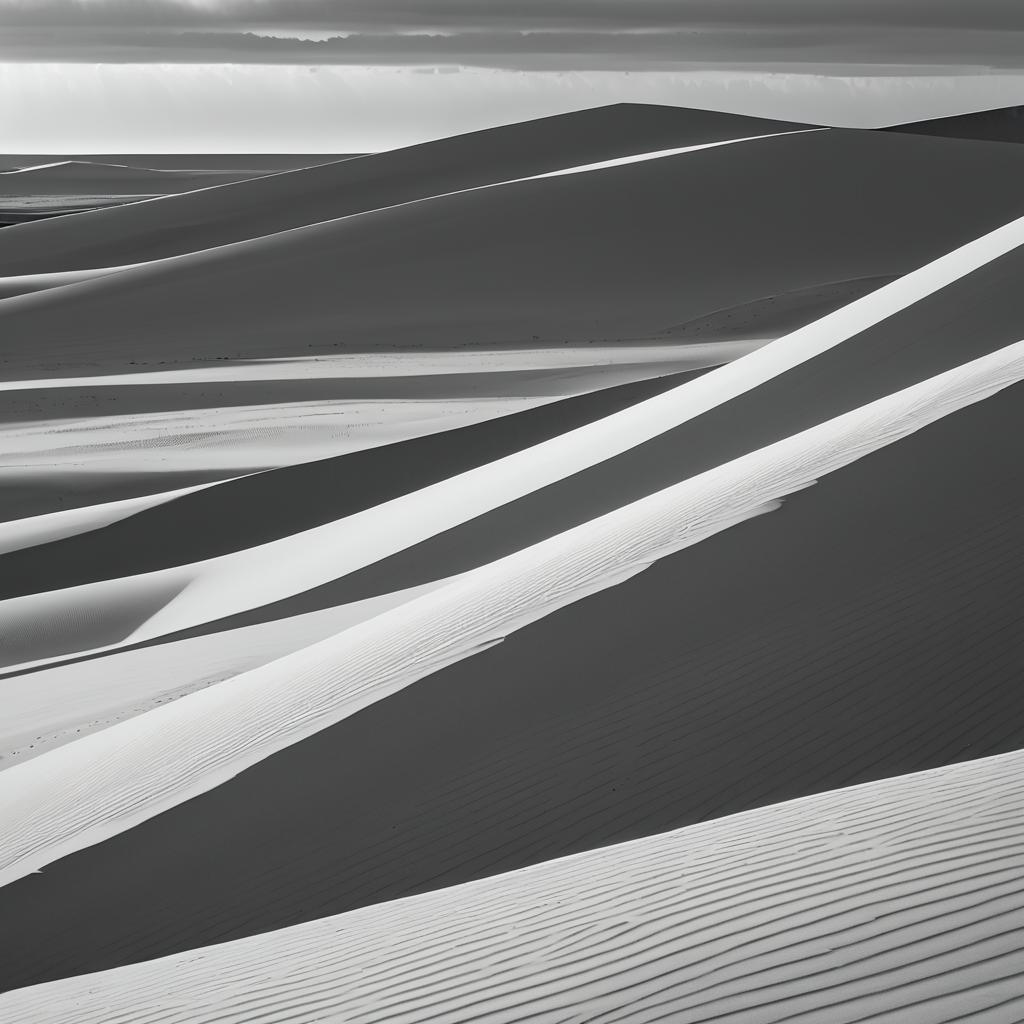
[3, 131, 1024, 379]
[883, 104, 1024, 144]
[0, 371, 698, 598]
[171, 239, 1024, 638]
[0, 105, 809, 276]
[0, 379, 1019, 992]
[0, 469, 233, 527]
[0, 363, 697, 425]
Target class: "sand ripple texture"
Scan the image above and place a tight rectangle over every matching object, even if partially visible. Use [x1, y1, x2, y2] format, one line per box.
[4, 748, 1022, 1023]
[0, 337, 1021, 891]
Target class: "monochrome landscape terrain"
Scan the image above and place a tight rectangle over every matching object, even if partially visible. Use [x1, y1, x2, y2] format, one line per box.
[0, 95, 1022, 1022]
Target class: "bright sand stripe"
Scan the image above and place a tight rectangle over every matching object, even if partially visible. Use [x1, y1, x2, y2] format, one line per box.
[0, 338, 1021, 889]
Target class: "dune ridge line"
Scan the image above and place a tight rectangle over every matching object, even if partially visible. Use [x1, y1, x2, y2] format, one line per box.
[0, 335, 1021, 889]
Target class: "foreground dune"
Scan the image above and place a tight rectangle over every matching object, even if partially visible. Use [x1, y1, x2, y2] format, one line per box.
[0, 580, 444, 770]
[3, 749, 1022, 1021]
[0, 337, 1018, 940]
[1, 340, 1020, 987]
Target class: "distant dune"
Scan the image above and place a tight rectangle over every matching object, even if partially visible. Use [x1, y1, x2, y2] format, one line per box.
[0, 157, 322, 224]
[2, 128, 1024, 381]
[885, 103, 1024, 143]
[0, 160, 266, 197]
[0, 104, 811, 275]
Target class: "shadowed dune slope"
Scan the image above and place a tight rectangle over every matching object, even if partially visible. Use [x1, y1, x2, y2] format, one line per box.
[3, 750, 1023, 1024]
[0, 469, 235, 527]
[884, 103, 1024, 143]
[0, 378, 1019, 991]
[168, 236, 1024, 638]
[0, 104, 809, 276]
[0, 154, 352, 174]
[3, 130, 1024, 380]
[0, 372, 699, 599]
[0, 161, 267, 198]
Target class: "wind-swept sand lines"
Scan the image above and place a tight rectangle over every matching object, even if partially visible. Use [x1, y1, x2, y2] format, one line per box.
[0, 339, 1021, 891]
[2, 210, 1021, 668]
[3, 129, 1023, 378]
[3, 749, 1023, 1022]
[3, 379, 1016, 988]
[0, 580, 445, 770]
[0, 104, 812, 276]
[0, 479, 219, 555]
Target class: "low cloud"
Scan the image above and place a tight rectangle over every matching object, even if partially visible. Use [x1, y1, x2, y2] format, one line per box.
[0, 1, 1022, 67]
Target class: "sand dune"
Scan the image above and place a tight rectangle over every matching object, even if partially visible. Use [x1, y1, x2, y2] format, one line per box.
[0, 159, 294, 225]
[0, 581, 444, 770]
[3, 129, 1024, 379]
[0, 340, 1019, 987]
[1, 211, 1019, 661]
[0, 104, 810, 276]
[3, 749, 1022, 1022]
[0, 160, 268, 197]
[885, 103, 1024, 143]
[0, 395, 547, 476]
[0, 480, 219, 556]
[3, 102, 1022, 1016]
[0, 346, 739, 522]
[0, 264, 139, 300]
[0, 154, 352, 175]
[0, 338, 1018, 943]
[103, 211, 1024, 640]
[0, 373, 693, 600]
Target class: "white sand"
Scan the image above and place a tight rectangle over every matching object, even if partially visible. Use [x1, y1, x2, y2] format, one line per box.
[0, 579, 446, 770]
[0, 396, 549, 476]
[0, 210, 1019, 671]
[0, 480, 221, 555]
[0, 337, 1019, 889]
[4, 748, 1021, 1021]
[0, 339, 760, 389]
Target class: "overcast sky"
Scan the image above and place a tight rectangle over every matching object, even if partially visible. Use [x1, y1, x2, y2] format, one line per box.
[2, 0, 1023, 151]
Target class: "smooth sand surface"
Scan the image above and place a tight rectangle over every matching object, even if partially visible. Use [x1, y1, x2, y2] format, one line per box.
[2, 105, 1022, 1018]
[0, 394, 549, 476]
[0, 160, 269, 197]
[0, 105, 810, 275]
[150, 219, 1024, 638]
[0, 581, 444, 770]
[4, 130, 1024, 380]
[3, 748, 1022, 1022]
[2, 212, 1018, 663]
[0, 373, 694, 600]
[884, 103, 1024, 143]
[0, 154, 355, 174]
[0, 343, 1019, 989]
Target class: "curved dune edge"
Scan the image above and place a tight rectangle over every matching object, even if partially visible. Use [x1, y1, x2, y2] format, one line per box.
[0, 131, 807, 304]
[0, 340, 757, 390]
[0, 340, 1020, 890]
[0, 480, 222, 556]
[1, 213, 1019, 673]
[0, 264, 139, 300]
[0, 394, 549, 477]
[0, 106, 812, 277]
[4, 748, 1023, 1021]
[0, 579, 446, 770]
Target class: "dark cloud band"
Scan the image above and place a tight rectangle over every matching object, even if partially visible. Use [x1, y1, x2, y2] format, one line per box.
[0, 1, 1021, 66]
